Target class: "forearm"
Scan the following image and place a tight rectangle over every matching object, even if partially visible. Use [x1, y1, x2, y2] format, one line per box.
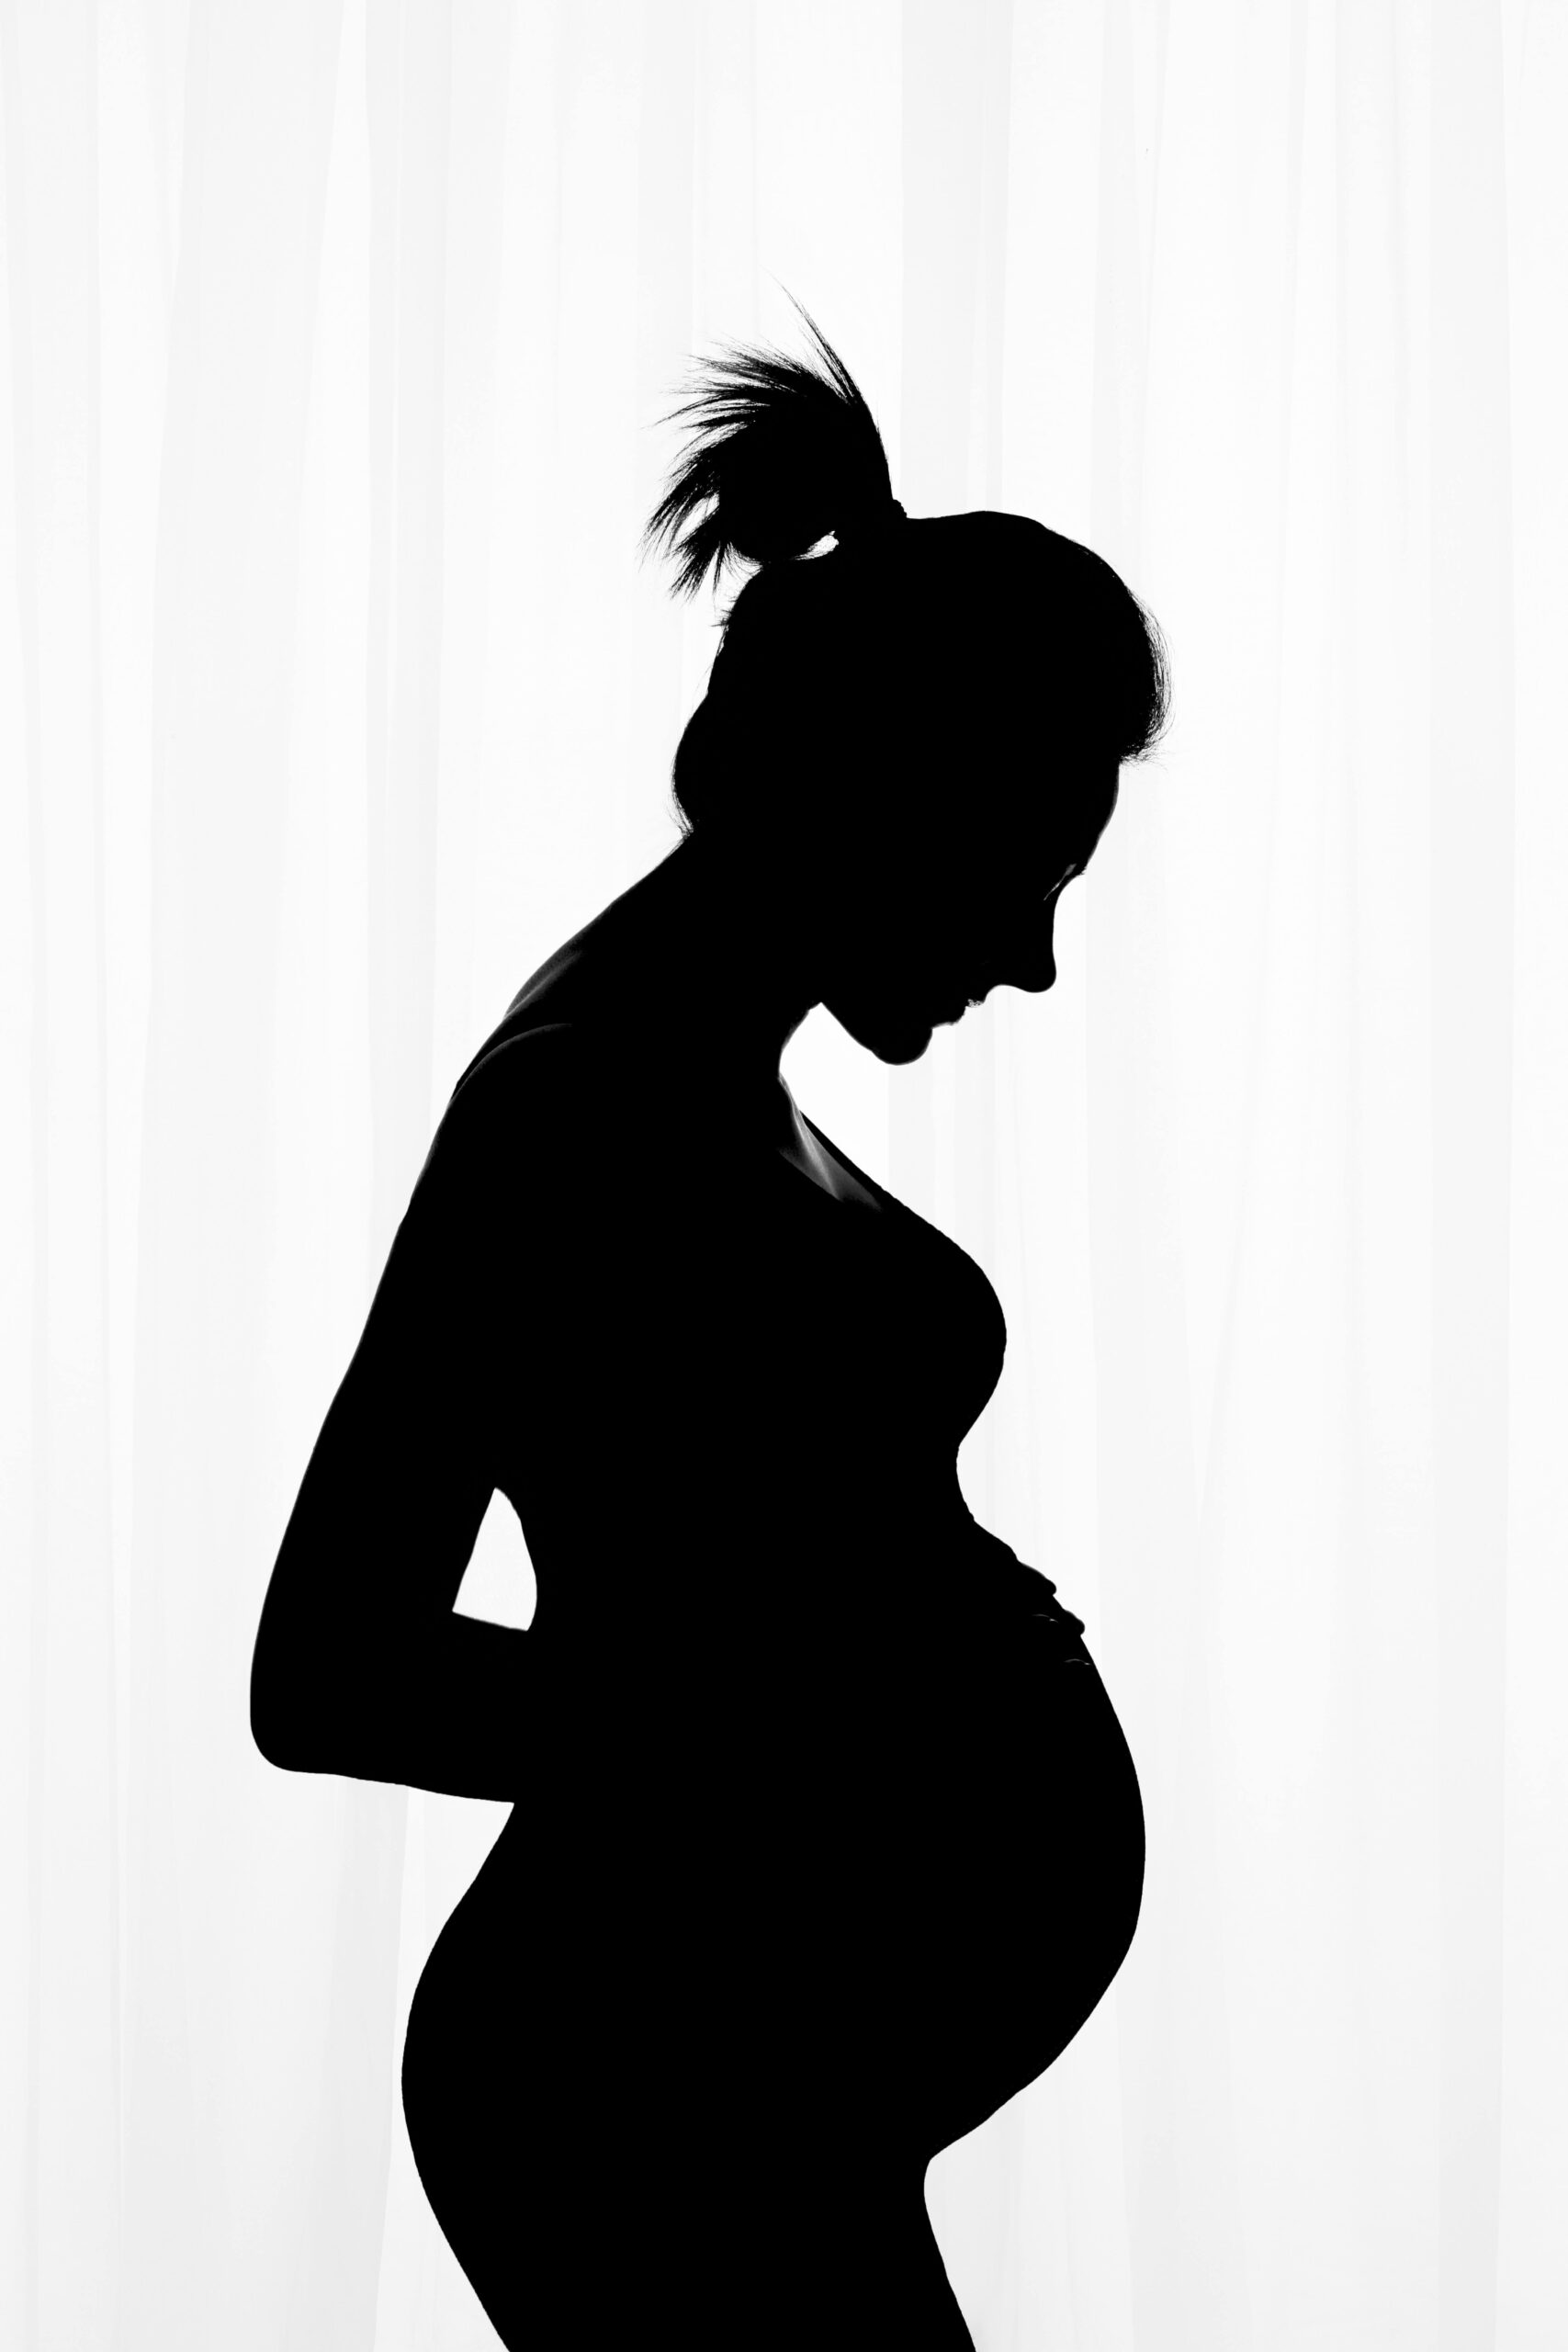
[254, 1613, 536, 1802]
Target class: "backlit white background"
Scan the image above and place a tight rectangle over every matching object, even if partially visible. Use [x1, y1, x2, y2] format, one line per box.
[3, 2, 1565, 2345]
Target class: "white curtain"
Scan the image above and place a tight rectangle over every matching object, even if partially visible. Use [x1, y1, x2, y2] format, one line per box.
[4, 2, 1564, 2345]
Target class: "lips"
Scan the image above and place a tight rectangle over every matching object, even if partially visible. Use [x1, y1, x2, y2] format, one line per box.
[934, 975, 998, 1023]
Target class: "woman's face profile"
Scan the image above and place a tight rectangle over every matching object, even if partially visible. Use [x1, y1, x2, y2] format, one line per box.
[815, 766, 1119, 1064]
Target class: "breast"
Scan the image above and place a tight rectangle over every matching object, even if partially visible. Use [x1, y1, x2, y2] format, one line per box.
[497, 1106, 1009, 1696]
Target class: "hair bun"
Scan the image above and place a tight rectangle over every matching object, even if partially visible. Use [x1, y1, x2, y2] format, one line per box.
[833, 495, 907, 548]
[643, 298, 897, 599]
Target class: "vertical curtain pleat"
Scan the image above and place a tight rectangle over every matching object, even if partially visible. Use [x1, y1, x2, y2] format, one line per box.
[0, 4, 118, 2346]
[1496, 5, 1568, 2341]
[1429, 11, 1514, 2352]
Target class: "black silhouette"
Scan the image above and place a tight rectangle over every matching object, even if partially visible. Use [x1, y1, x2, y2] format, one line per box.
[252, 302, 1168, 2348]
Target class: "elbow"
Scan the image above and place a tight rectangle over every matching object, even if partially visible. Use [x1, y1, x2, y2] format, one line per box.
[250, 1627, 319, 1773]
[250, 1672, 302, 1772]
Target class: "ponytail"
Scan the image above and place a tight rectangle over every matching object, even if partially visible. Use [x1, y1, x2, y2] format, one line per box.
[641, 297, 901, 600]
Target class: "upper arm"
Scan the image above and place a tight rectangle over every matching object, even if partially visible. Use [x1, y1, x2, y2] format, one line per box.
[250, 1029, 579, 1761]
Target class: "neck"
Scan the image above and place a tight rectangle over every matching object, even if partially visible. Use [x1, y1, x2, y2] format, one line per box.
[570, 823, 825, 1146]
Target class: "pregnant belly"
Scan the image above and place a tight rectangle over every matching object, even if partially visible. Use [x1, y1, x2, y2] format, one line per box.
[408, 1620, 1140, 2155]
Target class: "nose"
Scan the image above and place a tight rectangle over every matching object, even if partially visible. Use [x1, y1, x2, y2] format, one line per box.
[1010, 888, 1062, 991]
[998, 940, 1056, 994]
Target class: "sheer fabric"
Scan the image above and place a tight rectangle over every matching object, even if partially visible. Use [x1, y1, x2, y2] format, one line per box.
[3, 2, 1564, 2346]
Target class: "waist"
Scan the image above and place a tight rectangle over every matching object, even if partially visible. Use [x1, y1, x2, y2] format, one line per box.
[509, 1611, 1103, 1888]
[536, 1521, 1088, 1662]
[532, 1579, 1092, 1780]
[840, 1521, 1088, 1649]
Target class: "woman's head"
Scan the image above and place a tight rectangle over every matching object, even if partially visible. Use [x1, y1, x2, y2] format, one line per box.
[643, 302, 1171, 1060]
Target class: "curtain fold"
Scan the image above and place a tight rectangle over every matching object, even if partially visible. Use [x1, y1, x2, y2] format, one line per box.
[3, 3, 1563, 2346]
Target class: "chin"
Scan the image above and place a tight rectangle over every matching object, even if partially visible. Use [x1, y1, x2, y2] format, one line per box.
[874, 1027, 936, 1066]
[828, 1001, 936, 1065]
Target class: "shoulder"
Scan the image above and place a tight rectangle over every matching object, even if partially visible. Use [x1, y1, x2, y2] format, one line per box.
[445, 1019, 588, 1130]
[443, 1016, 656, 1137]
[414, 1017, 657, 1233]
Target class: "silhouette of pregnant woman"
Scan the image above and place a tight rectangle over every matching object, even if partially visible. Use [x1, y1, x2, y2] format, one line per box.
[252, 306, 1168, 2348]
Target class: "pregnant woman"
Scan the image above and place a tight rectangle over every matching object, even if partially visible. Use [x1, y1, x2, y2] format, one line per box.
[252, 309, 1167, 2348]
